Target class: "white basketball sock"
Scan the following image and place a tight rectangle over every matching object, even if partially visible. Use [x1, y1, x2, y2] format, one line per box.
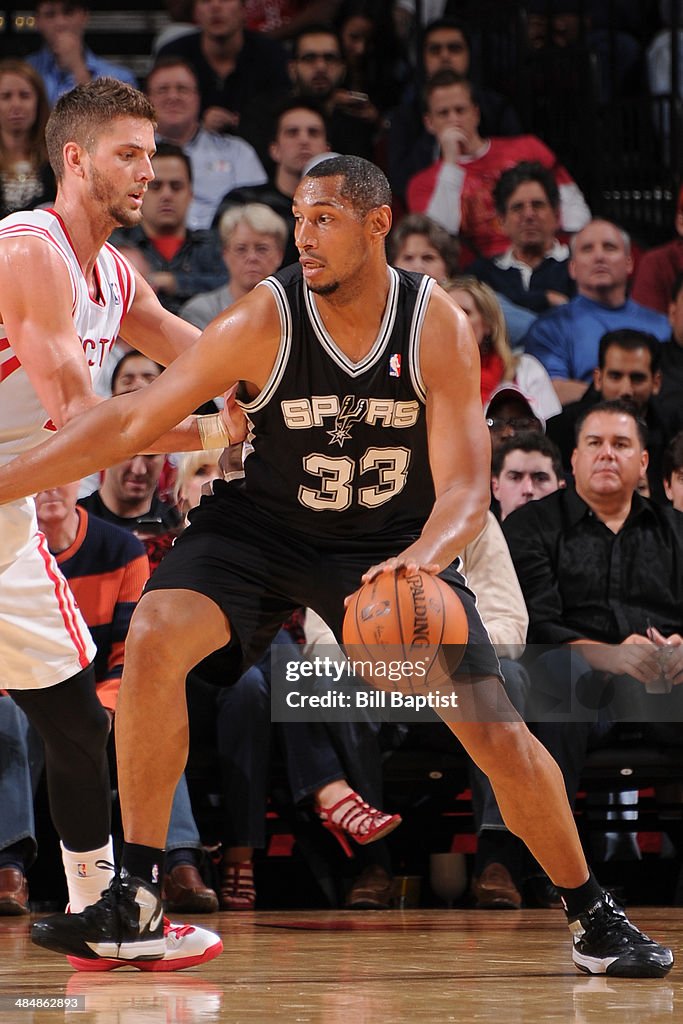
[60, 837, 114, 913]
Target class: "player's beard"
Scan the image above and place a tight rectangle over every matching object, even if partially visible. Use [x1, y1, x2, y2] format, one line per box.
[89, 165, 142, 229]
[307, 279, 340, 296]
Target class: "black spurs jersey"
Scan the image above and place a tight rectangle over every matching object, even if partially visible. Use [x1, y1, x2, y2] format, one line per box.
[238, 264, 437, 540]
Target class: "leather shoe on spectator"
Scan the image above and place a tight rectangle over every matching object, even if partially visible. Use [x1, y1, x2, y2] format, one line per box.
[346, 865, 394, 909]
[0, 867, 29, 915]
[472, 862, 522, 909]
[162, 864, 219, 914]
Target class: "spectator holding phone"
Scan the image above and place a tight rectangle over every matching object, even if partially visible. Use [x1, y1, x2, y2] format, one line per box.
[287, 24, 378, 160]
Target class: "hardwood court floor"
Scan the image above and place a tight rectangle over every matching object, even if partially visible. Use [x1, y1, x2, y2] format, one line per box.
[0, 908, 681, 1023]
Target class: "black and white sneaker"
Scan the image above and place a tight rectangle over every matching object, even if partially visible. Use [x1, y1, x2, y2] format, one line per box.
[569, 891, 673, 978]
[32, 870, 165, 963]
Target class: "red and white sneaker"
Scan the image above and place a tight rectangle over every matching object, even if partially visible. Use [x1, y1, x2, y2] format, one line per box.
[66, 918, 223, 973]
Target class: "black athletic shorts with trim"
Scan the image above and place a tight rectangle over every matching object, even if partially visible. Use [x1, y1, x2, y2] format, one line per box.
[145, 480, 502, 683]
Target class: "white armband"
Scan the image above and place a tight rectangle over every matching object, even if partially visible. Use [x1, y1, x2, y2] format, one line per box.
[197, 413, 232, 449]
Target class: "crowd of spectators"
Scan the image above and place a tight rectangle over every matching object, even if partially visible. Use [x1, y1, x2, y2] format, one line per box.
[1, 0, 683, 916]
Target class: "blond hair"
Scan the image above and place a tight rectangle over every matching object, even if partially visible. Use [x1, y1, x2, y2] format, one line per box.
[218, 203, 288, 250]
[445, 275, 516, 380]
[174, 451, 222, 512]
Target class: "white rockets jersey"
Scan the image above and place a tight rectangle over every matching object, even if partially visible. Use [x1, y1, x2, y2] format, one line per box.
[0, 208, 136, 465]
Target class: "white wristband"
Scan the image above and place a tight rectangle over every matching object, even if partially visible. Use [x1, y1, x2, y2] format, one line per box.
[197, 412, 232, 449]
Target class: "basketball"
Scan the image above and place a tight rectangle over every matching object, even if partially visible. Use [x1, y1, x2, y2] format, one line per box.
[342, 570, 468, 695]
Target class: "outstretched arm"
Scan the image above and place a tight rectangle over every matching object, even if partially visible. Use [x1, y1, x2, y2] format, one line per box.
[109, 265, 248, 453]
[363, 286, 490, 580]
[0, 286, 281, 502]
[0, 237, 239, 456]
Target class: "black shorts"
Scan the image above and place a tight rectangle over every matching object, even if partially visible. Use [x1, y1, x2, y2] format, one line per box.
[146, 480, 501, 681]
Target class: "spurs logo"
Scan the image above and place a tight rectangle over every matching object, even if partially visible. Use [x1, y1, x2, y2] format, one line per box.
[327, 395, 369, 447]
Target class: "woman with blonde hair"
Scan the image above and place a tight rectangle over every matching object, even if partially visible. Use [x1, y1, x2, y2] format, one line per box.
[0, 59, 54, 218]
[174, 450, 224, 523]
[446, 275, 561, 421]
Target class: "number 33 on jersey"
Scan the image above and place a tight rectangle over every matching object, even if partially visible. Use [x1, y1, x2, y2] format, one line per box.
[238, 265, 437, 539]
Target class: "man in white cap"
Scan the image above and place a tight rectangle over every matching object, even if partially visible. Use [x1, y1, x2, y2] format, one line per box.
[484, 382, 546, 453]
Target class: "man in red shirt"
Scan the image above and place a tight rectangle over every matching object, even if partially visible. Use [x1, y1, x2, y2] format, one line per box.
[406, 71, 590, 263]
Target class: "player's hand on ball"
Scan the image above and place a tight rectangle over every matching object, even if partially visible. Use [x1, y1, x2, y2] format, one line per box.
[358, 555, 440, 594]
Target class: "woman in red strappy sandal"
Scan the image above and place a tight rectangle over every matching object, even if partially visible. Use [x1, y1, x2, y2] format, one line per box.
[314, 782, 401, 859]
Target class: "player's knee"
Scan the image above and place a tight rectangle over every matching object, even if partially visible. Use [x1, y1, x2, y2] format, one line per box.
[75, 699, 111, 761]
[125, 589, 227, 675]
[65, 674, 110, 749]
[125, 598, 178, 664]
[473, 720, 535, 773]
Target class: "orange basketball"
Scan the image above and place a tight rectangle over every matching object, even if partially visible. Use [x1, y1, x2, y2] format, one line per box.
[342, 570, 468, 695]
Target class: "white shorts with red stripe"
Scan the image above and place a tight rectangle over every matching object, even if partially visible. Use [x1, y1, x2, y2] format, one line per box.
[0, 497, 96, 690]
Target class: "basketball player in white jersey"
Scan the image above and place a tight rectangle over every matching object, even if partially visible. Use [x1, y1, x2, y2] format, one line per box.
[0, 155, 672, 979]
[0, 78, 243, 970]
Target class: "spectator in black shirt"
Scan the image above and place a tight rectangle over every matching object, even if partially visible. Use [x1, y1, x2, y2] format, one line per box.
[287, 25, 378, 160]
[212, 98, 330, 267]
[155, 0, 290, 135]
[504, 400, 683, 824]
[79, 455, 181, 542]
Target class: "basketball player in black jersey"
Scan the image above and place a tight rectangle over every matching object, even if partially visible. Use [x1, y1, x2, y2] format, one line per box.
[0, 156, 672, 978]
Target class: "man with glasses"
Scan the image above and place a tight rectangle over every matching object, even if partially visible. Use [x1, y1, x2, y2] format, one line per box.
[484, 384, 546, 452]
[468, 161, 575, 344]
[471, 162, 574, 317]
[288, 25, 377, 160]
